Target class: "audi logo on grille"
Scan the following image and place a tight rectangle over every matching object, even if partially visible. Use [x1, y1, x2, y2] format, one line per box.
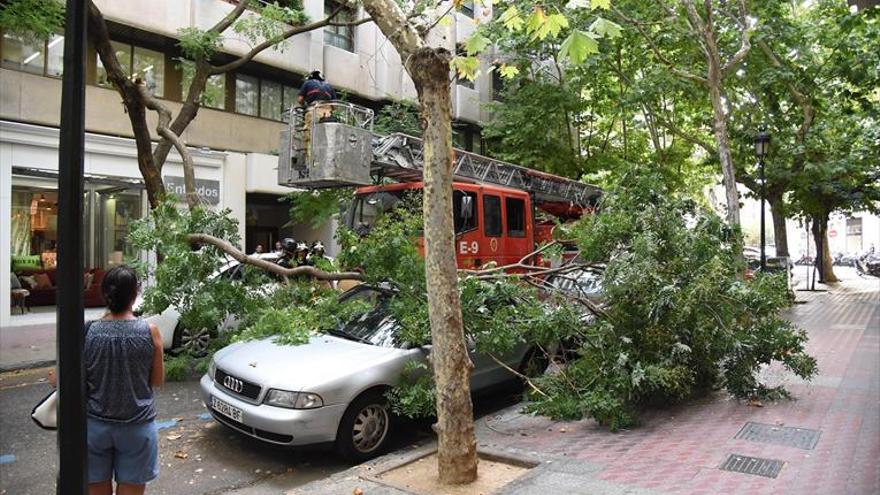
[223, 375, 244, 393]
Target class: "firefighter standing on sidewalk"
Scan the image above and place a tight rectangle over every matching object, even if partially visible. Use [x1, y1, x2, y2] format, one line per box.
[298, 70, 337, 163]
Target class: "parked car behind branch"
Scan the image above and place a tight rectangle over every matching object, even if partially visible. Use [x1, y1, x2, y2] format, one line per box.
[199, 284, 547, 462]
[138, 253, 283, 355]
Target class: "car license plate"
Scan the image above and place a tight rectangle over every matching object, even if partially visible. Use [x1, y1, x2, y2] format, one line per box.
[211, 396, 243, 423]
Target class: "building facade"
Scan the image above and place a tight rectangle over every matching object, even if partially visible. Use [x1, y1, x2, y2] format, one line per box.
[1, 0, 498, 326]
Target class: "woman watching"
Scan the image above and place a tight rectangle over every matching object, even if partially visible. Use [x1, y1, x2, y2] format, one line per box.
[52, 266, 164, 495]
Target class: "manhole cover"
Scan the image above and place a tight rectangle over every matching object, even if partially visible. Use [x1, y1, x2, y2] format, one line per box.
[734, 422, 821, 450]
[720, 454, 785, 478]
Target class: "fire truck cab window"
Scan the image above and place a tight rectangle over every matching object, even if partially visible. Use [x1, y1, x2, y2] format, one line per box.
[453, 190, 478, 233]
[506, 197, 526, 237]
[483, 194, 502, 237]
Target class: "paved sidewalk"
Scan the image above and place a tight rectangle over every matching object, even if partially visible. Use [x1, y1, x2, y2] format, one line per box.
[270, 271, 879, 494]
[0, 307, 105, 371]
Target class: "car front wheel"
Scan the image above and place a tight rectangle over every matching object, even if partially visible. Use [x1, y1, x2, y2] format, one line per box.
[173, 325, 212, 357]
[336, 391, 393, 463]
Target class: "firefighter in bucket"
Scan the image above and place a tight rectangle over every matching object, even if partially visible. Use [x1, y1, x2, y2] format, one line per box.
[298, 70, 337, 163]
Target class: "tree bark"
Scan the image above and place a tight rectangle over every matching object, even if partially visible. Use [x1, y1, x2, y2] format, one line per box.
[88, 1, 165, 207]
[767, 193, 789, 258]
[689, 0, 741, 226]
[411, 48, 478, 486]
[359, 0, 478, 484]
[811, 214, 838, 283]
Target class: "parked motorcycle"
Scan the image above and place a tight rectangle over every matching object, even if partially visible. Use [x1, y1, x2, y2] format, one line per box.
[795, 254, 814, 266]
[855, 252, 880, 278]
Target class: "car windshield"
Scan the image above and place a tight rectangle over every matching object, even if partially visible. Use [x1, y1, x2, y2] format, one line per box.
[330, 287, 403, 348]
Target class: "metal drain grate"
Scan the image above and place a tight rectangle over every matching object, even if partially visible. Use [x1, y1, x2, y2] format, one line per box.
[734, 422, 822, 450]
[720, 454, 785, 478]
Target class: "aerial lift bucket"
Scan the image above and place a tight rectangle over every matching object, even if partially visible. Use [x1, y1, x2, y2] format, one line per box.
[278, 101, 375, 188]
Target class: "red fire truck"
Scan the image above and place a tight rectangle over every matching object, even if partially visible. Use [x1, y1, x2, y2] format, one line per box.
[278, 102, 602, 269]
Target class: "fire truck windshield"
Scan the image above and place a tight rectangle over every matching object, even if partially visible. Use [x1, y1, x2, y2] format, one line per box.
[347, 190, 421, 234]
[347, 188, 477, 236]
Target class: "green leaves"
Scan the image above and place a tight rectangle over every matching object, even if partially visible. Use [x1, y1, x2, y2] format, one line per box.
[498, 64, 520, 79]
[0, 0, 64, 44]
[499, 6, 525, 31]
[590, 17, 622, 39]
[464, 33, 492, 55]
[452, 56, 481, 81]
[525, 7, 569, 41]
[591, 0, 611, 10]
[177, 28, 222, 61]
[559, 30, 599, 65]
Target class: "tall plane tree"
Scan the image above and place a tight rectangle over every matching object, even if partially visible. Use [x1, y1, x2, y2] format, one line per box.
[613, 0, 752, 226]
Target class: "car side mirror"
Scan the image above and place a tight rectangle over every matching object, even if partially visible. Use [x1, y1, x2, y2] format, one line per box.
[419, 344, 433, 354]
[460, 195, 473, 221]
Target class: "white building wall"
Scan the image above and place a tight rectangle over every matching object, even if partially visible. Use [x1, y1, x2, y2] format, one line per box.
[0, 121, 236, 327]
[93, 0, 495, 123]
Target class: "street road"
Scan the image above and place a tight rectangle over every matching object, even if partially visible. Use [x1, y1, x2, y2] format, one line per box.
[0, 368, 351, 495]
[0, 367, 520, 494]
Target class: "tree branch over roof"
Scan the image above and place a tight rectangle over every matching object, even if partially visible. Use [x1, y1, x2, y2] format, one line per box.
[209, 3, 357, 75]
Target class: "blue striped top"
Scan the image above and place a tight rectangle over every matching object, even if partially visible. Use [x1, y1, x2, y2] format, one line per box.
[85, 319, 156, 424]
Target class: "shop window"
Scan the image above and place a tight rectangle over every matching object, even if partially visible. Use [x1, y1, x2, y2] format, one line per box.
[460, 0, 475, 18]
[483, 194, 502, 237]
[97, 190, 142, 268]
[1, 33, 65, 77]
[181, 62, 226, 109]
[260, 80, 283, 121]
[325, 0, 355, 52]
[96, 41, 165, 97]
[235, 74, 259, 116]
[506, 197, 526, 237]
[453, 190, 478, 233]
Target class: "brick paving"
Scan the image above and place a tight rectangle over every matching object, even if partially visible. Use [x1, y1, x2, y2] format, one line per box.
[474, 271, 880, 495]
[279, 270, 880, 495]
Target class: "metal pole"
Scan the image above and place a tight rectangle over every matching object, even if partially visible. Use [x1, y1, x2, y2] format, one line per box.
[57, 1, 88, 493]
[760, 157, 766, 272]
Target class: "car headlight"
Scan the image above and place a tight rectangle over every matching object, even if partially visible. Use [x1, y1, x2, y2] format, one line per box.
[208, 360, 216, 380]
[263, 389, 324, 409]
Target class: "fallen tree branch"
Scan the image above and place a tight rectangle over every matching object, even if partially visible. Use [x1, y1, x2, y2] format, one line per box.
[488, 353, 549, 399]
[187, 234, 364, 281]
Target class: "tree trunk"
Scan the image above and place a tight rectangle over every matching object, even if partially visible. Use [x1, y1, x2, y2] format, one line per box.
[811, 214, 838, 283]
[767, 193, 789, 258]
[707, 69, 740, 226]
[411, 48, 478, 485]
[357, 0, 478, 483]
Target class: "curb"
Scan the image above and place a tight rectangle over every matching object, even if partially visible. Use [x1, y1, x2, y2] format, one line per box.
[0, 359, 56, 373]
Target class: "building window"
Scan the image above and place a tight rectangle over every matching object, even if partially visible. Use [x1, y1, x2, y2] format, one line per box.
[1, 33, 65, 77]
[234, 73, 296, 121]
[460, 0, 475, 18]
[181, 62, 226, 110]
[324, 0, 355, 52]
[235, 74, 259, 116]
[483, 194, 502, 237]
[260, 80, 283, 121]
[506, 197, 526, 237]
[96, 41, 165, 97]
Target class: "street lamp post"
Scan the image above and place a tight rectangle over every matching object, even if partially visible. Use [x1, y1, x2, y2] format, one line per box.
[754, 127, 771, 272]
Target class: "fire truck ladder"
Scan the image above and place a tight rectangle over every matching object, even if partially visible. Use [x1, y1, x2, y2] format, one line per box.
[372, 133, 601, 208]
[278, 102, 602, 208]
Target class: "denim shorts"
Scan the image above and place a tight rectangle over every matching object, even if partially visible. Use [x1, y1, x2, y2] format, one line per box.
[87, 418, 159, 484]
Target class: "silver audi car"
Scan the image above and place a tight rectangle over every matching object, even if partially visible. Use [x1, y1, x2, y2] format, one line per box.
[199, 284, 543, 462]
